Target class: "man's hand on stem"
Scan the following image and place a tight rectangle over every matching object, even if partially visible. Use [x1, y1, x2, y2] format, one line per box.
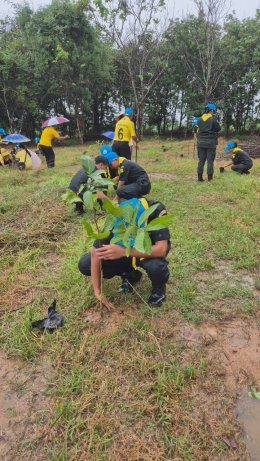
[95, 244, 126, 260]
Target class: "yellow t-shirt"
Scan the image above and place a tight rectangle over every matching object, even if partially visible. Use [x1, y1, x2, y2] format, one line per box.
[0, 148, 12, 165]
[16, 149, 32, 170]
[39, 127, 59, 147]
[114, 116, 136, 142]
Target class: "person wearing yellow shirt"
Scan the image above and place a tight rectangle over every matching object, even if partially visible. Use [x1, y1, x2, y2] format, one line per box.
[15, 145, 33, 170]
[39, 125, 69, 168]
[0, 146, 12, 166]
[112, 107, 138, 160]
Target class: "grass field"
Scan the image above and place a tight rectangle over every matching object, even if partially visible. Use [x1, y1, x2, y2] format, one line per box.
[0, 138, 259, 461]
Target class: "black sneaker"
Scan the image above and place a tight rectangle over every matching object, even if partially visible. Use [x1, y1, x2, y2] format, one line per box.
[148, 285, 166, 307]
[208, 174, 213, 181]
[74, 202, 84, 215]
[198, 176, 204, 182]
[117, 270, 142, 293]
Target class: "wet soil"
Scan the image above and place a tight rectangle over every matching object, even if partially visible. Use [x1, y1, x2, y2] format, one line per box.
[237, 389, 260, 461]
[0, 352, 53, 461]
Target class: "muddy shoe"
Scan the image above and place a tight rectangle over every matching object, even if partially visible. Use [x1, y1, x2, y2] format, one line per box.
[118, 270, 142, 293]
[148, 285, 166, 307]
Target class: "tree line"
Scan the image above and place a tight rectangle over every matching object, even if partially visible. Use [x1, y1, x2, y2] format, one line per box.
[0, 0, 259, 141]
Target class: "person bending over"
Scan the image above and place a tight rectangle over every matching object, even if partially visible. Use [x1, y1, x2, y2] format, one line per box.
[97, 149, 151, 201]
[68, 155, 112, 214]
[39, 125, 69, 168]
[78, 198, 170, 308]
[223, 141, 253, 174]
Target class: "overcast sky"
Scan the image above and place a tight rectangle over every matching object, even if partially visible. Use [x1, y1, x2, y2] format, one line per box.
[0, 0, 259, 20]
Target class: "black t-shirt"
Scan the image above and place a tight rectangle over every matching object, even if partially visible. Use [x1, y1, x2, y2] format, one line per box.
[146, 199, 171, 247]
[197, 114, 221, 148]
[232, 149, 253, 167]
[93, 199, 171, 252]
[119, 160, 150, 185]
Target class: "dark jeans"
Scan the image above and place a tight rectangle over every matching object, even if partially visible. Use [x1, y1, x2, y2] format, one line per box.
[69, 168, 89, 196]
[112, 141, 131, 160]
[40, 145, 55, 168]
[78, 253, 169, 288]
[197, 147, 216, 177]
[117, 179, 151, 199]
[231, 163, 252, 173]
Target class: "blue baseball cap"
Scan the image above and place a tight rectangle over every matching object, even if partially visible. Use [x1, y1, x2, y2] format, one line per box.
[0, 128, 6, 135]
[105, 151, 118, 164]
[34, 136, 40, 143]
[100, 145, 112, 156]
[206, 102, 216, 111]
[125, 107, 133, 116]
[224, 141, 236, 152]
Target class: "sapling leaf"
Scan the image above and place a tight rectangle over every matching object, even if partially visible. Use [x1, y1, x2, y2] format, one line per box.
[110, 234, 125, 244]
[134, 229, 146, 253]
[146, 215, 174, 231]
[121, 203, 134, 223]
[102, 198, 123, 216]
[92, 231, 110, 239]
[82, 220, 94, 237]
[62, 189, 82, 204]
[91, 169, 107, 178]
[83, 190, 94, 210]
[82, 219, 110, 239]
[137, 203, 159, 226]
[143, 232, 152, 254]
[125, 241, 131, 257]
[103, 214, 117, 232]
[81, 154, 95, 174]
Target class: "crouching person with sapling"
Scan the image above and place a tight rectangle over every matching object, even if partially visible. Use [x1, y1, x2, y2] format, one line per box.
[78, 197, 172, 308]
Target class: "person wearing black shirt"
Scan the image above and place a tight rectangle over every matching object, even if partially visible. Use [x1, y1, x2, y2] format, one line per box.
[197, 102, 221, 181]
[97, 150, 151, 200]
[78, 199, 170, 308]
[68, 156, 111, 214]
[223, 141, 253, 174]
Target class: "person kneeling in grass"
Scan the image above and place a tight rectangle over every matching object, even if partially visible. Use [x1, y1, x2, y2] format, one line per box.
[78, 198, 171, 308]
[223, 141, 253, 174]
[96, 148, 151, 202]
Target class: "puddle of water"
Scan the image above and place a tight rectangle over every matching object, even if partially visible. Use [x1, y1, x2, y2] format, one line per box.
[237, 388, 260, 461]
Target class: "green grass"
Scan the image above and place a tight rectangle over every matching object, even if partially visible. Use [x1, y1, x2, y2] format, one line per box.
[0, 138, 259, 460]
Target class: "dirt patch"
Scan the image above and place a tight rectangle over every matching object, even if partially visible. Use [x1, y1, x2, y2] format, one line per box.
[149, 172, 178, 180]
[178, 317, 260, 391]
[0, 351, 54, 461]
[237, 388, 260, 461]
[82, 304, 139, 335]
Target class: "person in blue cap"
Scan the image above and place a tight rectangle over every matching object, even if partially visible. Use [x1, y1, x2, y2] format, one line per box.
[112, 107, 138, 160]
[0, 128, 6, 142]
[78, 197, 171, 308]
[197, 102, 221, 181]
[222, 141, 253, 174]
[97, 149, 151, 201]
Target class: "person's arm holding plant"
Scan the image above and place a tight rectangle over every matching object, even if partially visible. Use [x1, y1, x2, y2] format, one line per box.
[91, 247, 115, 310]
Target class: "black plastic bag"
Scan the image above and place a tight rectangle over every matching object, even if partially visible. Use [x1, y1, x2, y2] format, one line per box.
[32, 300, 64, 332]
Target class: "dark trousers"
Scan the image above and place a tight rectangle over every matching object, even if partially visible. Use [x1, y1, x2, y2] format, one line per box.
[69, 168, 89, 196]
[78, 253, 169, 288]
[112, 141, 131, 160]
[40, 145, 55, 168]
[231, 163, 252, 173]
[197, 147, 216, 177]
[117, 180, 151, 199]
